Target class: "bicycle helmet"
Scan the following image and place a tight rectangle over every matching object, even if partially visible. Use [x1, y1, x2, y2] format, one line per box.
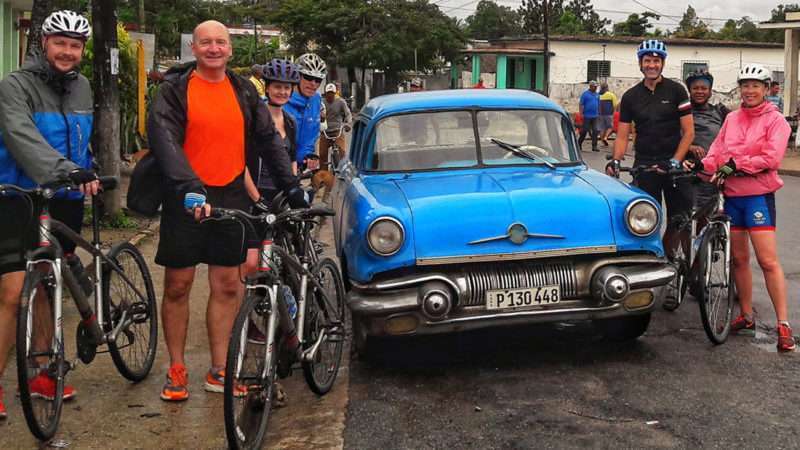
[737, 63, 771, 84]
[637, 39, 667, 60]
[295, 53, 327, 80]
[42, 10, 91, 40]
[685, 68, 714, 88]
[262, 58, 300, 84]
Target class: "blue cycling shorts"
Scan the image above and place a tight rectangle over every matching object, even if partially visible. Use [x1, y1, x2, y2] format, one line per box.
[725, 193, 776, 231]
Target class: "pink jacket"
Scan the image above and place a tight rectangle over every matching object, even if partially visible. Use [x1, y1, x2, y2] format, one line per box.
[702, 100, 790, 197]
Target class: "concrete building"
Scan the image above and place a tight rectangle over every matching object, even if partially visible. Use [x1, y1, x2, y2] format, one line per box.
[759, 12, 800, 116]
[0, 0, 31, 78]
[460, 35, 785, 112]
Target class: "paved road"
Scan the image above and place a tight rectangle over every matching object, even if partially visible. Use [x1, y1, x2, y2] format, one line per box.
[344, 145, 800, 449]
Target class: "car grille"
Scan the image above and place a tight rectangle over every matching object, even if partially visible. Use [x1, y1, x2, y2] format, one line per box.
[460, 262, 578, 306]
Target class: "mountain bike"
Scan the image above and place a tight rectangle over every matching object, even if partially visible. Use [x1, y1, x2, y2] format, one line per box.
[213, 204, 346, 450]
[615, 163, 735, 344]
[1, 177, 158, 441]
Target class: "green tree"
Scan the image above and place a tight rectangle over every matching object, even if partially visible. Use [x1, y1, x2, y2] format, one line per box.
[761, 3, 800, 42]
[519, 0, 564, 34]
[563, 0, 610, 34]
[612, 12, 660, 36]
[464, 0, 523, 40]
[552, 11, 582, 35]
[673, 5, 710, 39]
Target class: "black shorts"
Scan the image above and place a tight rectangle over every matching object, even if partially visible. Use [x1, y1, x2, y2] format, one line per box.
[0, 195, 84, 275]
[633, 170, 692, 228]
[155, 175, 252, 268]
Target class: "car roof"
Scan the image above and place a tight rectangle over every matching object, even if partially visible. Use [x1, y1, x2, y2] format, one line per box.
[359, 89, 566, 120]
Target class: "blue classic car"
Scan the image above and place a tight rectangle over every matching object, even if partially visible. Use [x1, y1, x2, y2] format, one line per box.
[331, 89, 675, 352]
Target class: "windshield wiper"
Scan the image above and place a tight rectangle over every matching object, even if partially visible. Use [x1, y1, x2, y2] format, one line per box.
[488, 138, 556, 169]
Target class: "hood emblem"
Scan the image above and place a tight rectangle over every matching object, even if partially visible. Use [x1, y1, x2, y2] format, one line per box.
[468, 222, 564, 246]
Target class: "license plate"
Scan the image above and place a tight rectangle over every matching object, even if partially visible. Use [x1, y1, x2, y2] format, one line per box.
[486, 285, 561, 310]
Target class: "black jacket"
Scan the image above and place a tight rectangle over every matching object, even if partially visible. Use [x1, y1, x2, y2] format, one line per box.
[257, 110, 296, 191]
[146, 62, 297, 197]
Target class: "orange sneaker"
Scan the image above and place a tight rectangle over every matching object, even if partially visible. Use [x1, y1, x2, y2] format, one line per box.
[160, 363, 189, 401]
[0, 385, 7, 420]
[204, 368, 246, 397]
[28, 372, 76, 401]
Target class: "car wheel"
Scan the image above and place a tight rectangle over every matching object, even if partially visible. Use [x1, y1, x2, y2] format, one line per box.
[596, 313, 651, 341]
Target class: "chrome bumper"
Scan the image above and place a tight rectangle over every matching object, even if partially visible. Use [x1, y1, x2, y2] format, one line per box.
[347, 256, 675, 336]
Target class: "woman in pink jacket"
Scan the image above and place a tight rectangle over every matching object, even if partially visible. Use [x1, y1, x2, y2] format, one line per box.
[688, 63, 793, 351]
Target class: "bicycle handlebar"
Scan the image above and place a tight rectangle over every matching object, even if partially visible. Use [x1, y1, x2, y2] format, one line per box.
[0, 176, 118, 197]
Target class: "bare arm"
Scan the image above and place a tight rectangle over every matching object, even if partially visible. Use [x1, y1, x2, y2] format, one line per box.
[612, 122, 630, 160]
[244, 167, 260, 202]
[672, 114, 695, 162]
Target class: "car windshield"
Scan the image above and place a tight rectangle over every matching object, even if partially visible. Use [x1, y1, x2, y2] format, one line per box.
[370, 109, 577, 171]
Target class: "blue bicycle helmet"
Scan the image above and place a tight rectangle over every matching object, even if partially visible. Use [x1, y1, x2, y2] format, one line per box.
[262, 58, 300, 84]
[637, 39, 667, 60]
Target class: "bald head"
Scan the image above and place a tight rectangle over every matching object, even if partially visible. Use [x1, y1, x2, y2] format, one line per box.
[191, 20, 233, 79]
[192, 20, 230, 43]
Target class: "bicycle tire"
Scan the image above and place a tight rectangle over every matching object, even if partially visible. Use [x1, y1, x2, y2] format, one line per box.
[698, 224, 734, 344]
[302, 257, 346, 395]
[103, 242, 158, 382]
[16, 265, 65, 441]
[224, 287, 277, 450]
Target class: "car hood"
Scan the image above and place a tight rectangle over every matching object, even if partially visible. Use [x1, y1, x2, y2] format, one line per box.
[392, 169, 616, 262]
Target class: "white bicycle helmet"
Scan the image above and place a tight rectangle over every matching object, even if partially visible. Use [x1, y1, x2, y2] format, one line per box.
[296, 53, 327, 80]
[737, 63, 771, 84]
[42, 10, 91, 40]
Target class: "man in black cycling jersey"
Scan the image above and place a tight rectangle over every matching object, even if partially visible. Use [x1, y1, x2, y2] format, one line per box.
[606, 39, 695, 261]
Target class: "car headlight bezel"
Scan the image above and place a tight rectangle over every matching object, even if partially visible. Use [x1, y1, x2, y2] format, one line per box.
[367, 216, 405, 256]
[625, 199, 659, 237]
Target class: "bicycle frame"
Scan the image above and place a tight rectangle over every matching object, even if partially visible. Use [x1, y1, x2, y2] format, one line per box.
[23, 191, 149, 352]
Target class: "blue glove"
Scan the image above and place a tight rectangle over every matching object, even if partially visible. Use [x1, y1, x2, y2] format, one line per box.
[184, 192, 206, 210]
[669, 158, 681, 170]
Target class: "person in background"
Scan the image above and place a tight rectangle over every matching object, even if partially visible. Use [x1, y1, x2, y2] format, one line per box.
[598, 81, 618, 147]
[578, 80, 600, 152]
[474, 78, 486, 89]
[321, 82, 352, 164]
[765, 80, 783, 113]
[248, 64, 265, 99]
[284, 53, 326, 168]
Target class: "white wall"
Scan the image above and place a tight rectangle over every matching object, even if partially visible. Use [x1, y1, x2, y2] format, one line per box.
[549, 40, 787, 113]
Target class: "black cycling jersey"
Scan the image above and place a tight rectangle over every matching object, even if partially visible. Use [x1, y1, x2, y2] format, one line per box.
[619, 77, 691, 163]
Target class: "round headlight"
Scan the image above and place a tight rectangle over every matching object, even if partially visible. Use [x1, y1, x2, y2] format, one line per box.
[626, 200, 659, 236]
[367, 217, 404, 256]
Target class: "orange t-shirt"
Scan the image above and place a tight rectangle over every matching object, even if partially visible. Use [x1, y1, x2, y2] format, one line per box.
[184, 73, 245, 186]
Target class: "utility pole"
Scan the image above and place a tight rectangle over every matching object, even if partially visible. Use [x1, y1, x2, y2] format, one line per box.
[543, 0, 550, 96]
[91, 0, 121, 215]
[138, 0, 145, 32]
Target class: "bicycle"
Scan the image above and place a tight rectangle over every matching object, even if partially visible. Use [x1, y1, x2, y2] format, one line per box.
[211, 203, 346, 450]
[321, 126, 346, 172]
[614, 163, 735, 344]
[1, 177, 158, 441]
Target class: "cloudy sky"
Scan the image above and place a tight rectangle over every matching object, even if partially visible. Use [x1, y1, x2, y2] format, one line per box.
[439, 0, 786, 31]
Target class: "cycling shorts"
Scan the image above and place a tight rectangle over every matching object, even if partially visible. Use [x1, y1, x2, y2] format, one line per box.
[725, 193, 776, 231]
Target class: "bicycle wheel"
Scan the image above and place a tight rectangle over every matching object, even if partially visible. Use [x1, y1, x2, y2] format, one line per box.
[302, 257, 346, 395]
[224, 287, 277, 450]
[103, 242, 158, 382]
[16, 264, 65, 441]
[698, 224, 734, 344]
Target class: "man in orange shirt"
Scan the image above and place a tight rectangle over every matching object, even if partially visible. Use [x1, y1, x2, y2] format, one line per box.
[147, 20, 305, 401]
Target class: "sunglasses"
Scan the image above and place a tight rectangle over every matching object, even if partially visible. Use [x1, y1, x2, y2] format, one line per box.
[302, 74, 323, 83]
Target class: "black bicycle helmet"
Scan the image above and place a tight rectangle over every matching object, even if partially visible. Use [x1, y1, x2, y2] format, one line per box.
[262, 58, 300, 85]
[685, 68, 714, 88]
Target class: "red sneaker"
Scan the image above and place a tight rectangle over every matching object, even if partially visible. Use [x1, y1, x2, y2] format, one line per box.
[28, 372, 76, 401]
[160, 363, 189, 401]
[0, 385, 7, 420]
[730, 314, 755, 336]
[204, 368, 246, 397]
[777, 323, 796, 353]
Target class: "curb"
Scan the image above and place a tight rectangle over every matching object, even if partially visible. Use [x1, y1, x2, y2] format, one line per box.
[129, 217, 160, 248]
[779, 168, 800, 178]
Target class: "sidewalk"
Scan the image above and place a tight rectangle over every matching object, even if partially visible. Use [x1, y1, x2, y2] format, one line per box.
[780, 149, 800, 177]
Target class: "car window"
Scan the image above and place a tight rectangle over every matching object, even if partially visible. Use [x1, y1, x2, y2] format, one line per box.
[477, 110, 577, 164]
[349, 120, 365, 167]
[371, 111, 477, 171]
